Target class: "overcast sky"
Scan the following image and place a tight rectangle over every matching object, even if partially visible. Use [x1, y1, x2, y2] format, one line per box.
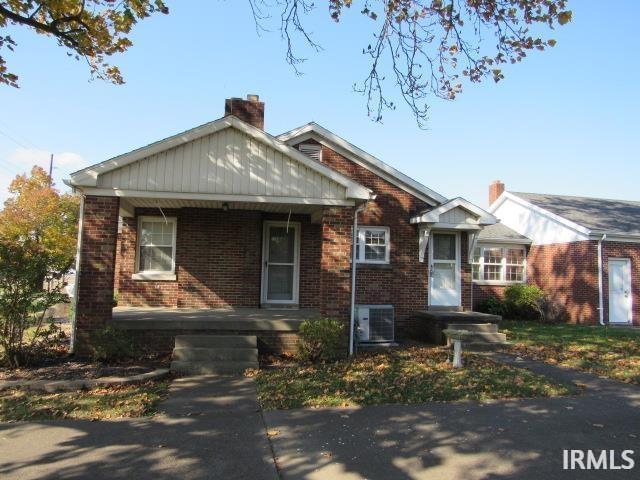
[1, 1, 639, 207]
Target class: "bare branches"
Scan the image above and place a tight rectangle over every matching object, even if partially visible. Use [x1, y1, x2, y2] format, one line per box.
[248, 0, 323, 74]
[272, 0, 572, 126]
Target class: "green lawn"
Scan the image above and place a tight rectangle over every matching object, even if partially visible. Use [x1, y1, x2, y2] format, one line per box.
[253, 347, 576, 410]
[0, 381, 169, 421]
[500, 320, 640, 385]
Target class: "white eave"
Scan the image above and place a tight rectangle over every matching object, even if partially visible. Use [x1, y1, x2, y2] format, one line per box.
[277, 122, 447, 206]
[490, 192, 593, 237]
[410, 197, 498, 226]
[68, 116, 372, 202]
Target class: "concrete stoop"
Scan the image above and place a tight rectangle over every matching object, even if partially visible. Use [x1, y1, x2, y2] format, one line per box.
[447, 323, 508, 351]
[170, 335, 259, 375]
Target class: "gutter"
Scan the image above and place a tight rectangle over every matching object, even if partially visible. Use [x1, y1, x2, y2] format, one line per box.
[597, 233, 607, 326]
[70, 192, 85, 353]
[349, 199, 371, 356]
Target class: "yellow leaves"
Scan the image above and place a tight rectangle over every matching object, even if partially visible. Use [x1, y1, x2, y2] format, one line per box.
[558, 11, 572, 26]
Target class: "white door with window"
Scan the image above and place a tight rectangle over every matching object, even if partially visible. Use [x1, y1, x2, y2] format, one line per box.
[262, 222, 300, 305]
[429, 232, 461, 307]
[608, 258, 632, 324]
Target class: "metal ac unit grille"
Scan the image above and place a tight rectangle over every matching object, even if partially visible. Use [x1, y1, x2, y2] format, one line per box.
[357, 305, 394, 343]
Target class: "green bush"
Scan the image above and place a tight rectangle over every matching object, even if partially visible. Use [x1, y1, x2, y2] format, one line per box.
[296, 318, 346, 363]
[476, 296, 506, 316]
[91, 326, 136, 362]
[504, 284, 545, 320]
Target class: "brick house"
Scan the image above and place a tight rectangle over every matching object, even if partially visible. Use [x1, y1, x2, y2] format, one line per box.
[473, 180, 640, 326]
[67, 95, 498, 356]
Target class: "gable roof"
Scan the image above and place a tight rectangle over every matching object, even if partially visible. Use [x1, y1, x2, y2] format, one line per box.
[410, 197, 497, 226]
[277, 122, 447, 206]
[67, 116, 371, 201]
[477, 223, 531, 244]
[510, 192, 640, 236]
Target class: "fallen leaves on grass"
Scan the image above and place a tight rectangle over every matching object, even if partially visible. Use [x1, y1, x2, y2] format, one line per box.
[254, 346, 575, 410]
[500, 321, 640, 385]
[0, 381, 170, 422]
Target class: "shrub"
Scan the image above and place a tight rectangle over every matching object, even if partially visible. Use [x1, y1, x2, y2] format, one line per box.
[91, 326, 136, 362]
[503, 284, 545, 320]
[476, 296, 506, 316]
[0, 241, 69, 367]
[296, 318, 346, 363]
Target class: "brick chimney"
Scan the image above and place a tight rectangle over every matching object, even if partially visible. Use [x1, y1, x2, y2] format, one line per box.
[489, 180, 505, 206]
[224, 94, 264, 129]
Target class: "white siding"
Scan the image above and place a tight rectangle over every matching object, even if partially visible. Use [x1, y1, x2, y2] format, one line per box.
[97, 127, 347, 200]
[494, 197, 589, 245]
[439, 207, 477, 224]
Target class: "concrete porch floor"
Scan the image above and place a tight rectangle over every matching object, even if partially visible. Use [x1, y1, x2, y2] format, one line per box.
[110, 307, 321, 331]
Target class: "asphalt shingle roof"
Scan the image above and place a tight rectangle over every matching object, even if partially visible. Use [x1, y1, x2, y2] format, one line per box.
[511, 192, 640, 235]
[477, 223, 531, 243]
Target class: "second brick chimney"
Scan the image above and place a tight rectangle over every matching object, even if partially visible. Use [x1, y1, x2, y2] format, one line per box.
[225, 94, 265, 130]
[489, 180, 505, 206]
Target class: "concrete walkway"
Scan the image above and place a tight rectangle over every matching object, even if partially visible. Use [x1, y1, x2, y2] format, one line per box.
[0, 375, 279, 480]
[264, 357, 640, 480]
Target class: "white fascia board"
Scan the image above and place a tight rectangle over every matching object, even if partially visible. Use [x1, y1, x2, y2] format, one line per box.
[68, 117, 371, 201]
[410, 197, 497, 225]
[69, 117, 235, 187]
[477, 238, 532, 246]
[589, 232, 640, 243]
[277, 122, 447, 206]
[496, 192, 592, 236]
[75, 187, 357, 207]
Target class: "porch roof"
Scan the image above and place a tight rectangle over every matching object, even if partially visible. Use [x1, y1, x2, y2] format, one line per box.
[66, 116, 372, 209]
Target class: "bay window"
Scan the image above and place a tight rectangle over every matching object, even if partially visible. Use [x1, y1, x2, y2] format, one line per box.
[472, 245, 526, 283]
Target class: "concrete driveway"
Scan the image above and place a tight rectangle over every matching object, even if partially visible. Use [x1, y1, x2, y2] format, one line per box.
[263, 357, 640, 480]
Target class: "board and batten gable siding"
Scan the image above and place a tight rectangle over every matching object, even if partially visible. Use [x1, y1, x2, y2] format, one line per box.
[439, 206, 478, 224]
[493, 196, 589, 245]
[96, 127, 347, 200]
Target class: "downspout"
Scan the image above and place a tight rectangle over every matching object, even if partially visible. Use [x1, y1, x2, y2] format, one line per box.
[349, 200, 369, 356]
[70, 192, 86, 353]
[597, 233, 607, 326]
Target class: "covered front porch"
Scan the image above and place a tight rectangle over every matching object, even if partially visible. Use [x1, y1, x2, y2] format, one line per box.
[69, 115, 371, 355]
[108, 306, 322, 355]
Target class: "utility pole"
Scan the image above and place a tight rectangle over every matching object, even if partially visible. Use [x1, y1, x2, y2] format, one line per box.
[49, 153, 54, 184]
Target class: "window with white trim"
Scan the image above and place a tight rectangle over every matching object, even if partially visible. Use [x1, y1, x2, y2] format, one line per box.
[356, 227, 390, 264]
[137, 216, 177, 273]
[472, 245, 526, 283]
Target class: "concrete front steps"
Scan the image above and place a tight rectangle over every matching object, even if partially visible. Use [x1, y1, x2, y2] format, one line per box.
[170, 335, 258, 375]
[447, 323, 508, 351]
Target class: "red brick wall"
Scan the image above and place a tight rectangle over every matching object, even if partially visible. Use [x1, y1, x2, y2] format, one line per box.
[74, 195, 120, 355]
[602, 242, 640, 326]
[473, 241, 600, 324]
[527, 241, 599, 324]
[319, 207, 354, 320]
[298, 140, 436, 323]
[117, 208, 321, 309]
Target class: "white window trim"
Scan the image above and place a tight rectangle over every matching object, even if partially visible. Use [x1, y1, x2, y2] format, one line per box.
[356, 226, 391, 264]
[472, 244, 527, 285]
[133, 215, 177, 281]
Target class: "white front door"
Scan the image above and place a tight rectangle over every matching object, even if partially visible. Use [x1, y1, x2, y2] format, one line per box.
[608, 258, 632, 324]
[429, 232, 461, 307]
[262, 222, 300, 305]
